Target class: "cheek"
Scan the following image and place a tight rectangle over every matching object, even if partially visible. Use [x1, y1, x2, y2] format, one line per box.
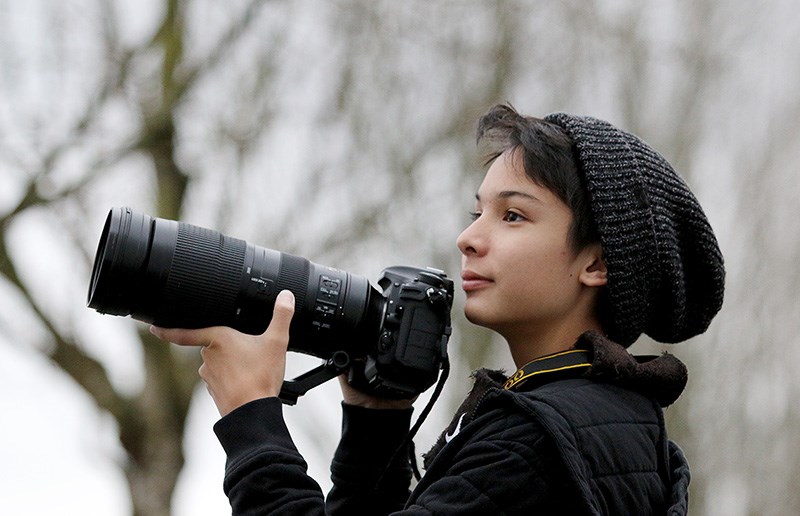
[506, 250, 579, 301]
[533, 239, 578, 275]
[506, 244, 570, 281]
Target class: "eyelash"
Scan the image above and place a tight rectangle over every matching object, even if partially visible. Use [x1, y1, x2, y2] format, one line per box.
[467, 210, 527, 222]
[503, 211, 526, 223]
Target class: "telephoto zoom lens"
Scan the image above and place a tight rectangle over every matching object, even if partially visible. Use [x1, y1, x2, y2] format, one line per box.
[88, 207, 383, 359]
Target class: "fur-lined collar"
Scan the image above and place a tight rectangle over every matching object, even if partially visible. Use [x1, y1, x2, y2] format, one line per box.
[578, 330, 687, 407]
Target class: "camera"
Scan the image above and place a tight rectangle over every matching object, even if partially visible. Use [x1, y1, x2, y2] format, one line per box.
[87, 207, 454, 404]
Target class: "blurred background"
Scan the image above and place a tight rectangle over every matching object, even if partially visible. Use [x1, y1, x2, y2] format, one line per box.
[1, 1, 798, 514]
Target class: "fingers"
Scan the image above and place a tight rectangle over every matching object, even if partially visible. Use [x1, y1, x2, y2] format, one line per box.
[148, 289, 295, 346]
[149, 325, 226, 347]
[267, 290, 295, 336]
[146, 290, 296, 415]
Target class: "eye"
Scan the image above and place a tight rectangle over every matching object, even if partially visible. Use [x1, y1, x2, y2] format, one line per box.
[502, 210, 527, 223]
[468, 211, 481, 221]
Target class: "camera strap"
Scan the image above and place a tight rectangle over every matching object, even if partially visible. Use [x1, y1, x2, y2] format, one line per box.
[376, 354, 450, 488]
[503, 348, 592, 392]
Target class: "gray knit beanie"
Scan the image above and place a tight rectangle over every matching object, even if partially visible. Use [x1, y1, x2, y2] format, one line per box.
[544, 112, 725, 347]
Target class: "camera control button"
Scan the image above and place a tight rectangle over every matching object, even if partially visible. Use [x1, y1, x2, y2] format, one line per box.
[314, 303, 336, 317]
[319, 276, 341, 302]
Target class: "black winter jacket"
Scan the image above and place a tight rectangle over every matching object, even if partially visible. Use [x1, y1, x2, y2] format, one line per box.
[214, 331, 691, 515]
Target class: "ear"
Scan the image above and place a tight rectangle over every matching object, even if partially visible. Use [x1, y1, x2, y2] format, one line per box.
[578, 244, 608, 287]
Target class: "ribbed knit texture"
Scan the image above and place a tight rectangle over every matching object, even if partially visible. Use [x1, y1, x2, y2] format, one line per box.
[544, 113, 725, 346]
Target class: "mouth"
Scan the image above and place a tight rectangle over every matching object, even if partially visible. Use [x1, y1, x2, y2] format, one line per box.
[461, 270, 493, 292]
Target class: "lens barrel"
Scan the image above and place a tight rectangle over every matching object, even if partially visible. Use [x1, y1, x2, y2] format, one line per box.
[88, 207, 382, 359]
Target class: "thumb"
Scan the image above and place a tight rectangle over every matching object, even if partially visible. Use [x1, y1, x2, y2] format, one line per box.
[268, 289, 295, 336]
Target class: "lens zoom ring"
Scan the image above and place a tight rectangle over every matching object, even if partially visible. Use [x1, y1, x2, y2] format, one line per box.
[163, 224, 246, 324]
[276, 253, 309, 310]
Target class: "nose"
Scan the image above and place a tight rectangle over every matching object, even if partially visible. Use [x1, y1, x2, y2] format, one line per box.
[457, 218, 484, 256]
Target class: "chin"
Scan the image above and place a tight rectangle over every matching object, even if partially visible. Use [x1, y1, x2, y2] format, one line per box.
[463, 304, 499, 330]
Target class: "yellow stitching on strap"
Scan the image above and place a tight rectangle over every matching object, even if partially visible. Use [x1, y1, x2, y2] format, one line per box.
[503, 362, 591, 390]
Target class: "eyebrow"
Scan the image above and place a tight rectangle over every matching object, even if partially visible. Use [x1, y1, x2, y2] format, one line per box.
[475, 190, 541, 203]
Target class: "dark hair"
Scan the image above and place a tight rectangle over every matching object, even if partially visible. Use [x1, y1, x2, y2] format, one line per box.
[476, 104, 599, 252]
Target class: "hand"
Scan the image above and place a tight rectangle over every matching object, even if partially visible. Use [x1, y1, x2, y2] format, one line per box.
[338, 375, 416, 410]
[150, 290, 295, 417]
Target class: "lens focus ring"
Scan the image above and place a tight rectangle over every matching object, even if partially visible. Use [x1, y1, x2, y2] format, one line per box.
[157, 223, 246, 327]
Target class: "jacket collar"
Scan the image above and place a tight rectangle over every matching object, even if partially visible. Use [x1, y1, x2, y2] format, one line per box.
[578, 330, 688, 407]
[501, 330, 688, 407]
[423, 331, 688, 470]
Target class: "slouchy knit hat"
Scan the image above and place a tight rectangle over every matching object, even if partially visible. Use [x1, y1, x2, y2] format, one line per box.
[543, 113, 725, 347]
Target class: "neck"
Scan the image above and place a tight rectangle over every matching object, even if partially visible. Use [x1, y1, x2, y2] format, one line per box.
[501, 316, 604, 368]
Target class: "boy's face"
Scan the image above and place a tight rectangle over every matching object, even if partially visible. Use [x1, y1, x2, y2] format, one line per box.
[457, 149, 601, 344]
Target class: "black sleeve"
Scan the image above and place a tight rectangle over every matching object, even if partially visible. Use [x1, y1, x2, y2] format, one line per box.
[213, 398, 414, 516]
[214, 397, 327, 516]
[326, 403, 414, 515]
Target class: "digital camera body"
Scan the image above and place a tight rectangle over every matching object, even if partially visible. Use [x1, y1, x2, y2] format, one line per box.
[347, 266, 453, 400]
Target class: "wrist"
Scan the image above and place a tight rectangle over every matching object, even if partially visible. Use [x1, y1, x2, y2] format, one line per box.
[338, 375, 415, 409]
[342, 397, 415, 410]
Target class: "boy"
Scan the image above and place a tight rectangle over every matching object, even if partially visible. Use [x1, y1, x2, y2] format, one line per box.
[152, 104, 724, 514]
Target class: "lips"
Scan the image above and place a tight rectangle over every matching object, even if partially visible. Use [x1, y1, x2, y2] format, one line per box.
[461, 270, 493, 292]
